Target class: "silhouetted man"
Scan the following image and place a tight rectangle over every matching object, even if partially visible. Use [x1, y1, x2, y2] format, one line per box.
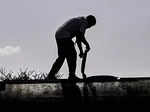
[47, 15, 96, 80]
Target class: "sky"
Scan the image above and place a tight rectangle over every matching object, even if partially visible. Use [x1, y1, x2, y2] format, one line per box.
[0, 0, 150, 78]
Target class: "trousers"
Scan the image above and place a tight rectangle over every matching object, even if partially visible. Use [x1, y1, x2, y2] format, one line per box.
[48, 38, 77, 78]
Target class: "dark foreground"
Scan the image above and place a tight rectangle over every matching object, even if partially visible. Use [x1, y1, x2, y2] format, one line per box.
[1, 75, 150, 107]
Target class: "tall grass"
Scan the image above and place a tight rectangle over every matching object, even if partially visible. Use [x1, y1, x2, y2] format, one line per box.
[0, 67, 64, 81]
[0, 67, 47, 81]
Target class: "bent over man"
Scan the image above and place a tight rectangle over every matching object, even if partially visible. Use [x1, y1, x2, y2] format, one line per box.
[47, 15, 96, 80]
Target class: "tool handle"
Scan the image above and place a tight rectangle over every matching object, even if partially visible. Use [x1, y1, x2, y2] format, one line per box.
[81, 50, 88, 79]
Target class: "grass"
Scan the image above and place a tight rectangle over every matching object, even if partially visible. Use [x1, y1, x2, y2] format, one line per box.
[0, 67, 64, 81]
[0, 67, 48, 81]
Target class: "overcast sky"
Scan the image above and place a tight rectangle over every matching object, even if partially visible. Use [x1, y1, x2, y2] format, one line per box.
[0, 0, 150, 78]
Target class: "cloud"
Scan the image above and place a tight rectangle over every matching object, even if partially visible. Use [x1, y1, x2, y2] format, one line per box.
[0, 46, 21, 56]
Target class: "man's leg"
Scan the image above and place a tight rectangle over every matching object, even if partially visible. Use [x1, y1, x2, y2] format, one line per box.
[47, 39, 65, 80]
[47, 56, 65, 79]
[66, 52, 77, 77]
[66, 40, 78, 78]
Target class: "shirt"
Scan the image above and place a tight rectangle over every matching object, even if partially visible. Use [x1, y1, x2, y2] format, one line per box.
[55, 17, 88, 40]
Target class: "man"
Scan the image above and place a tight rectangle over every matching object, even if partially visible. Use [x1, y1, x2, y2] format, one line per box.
[47, 15, 96, 80]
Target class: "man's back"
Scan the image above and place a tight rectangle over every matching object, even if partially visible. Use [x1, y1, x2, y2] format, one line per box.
[55, 17, 88, 40]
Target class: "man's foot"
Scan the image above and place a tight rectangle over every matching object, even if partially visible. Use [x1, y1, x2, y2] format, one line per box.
[68, 75, 81, 81]
[45, 76, 57, 81]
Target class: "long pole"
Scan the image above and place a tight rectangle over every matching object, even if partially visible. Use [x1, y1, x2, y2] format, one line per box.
[81, 50, 88, 79]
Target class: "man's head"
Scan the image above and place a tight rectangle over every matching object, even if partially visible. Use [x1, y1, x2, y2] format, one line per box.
[86, 15, 96, 28]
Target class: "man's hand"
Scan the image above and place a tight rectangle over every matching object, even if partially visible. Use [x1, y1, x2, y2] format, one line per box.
[79, 52, 84, 58]
[86, 45, 91, 52]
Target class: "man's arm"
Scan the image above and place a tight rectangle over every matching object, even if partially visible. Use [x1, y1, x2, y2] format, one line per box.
[77, 32, 90, 50]
[80, 35, 90, 52]
[76, 32, 90, 57]
[76, 37, 84, 58]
